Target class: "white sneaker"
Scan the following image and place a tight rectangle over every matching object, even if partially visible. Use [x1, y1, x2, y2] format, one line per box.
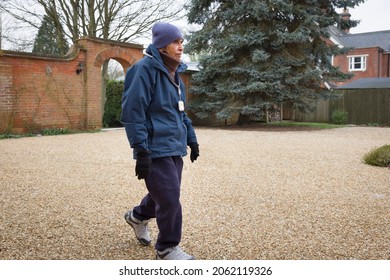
[124, 210, 151, 246]
[156, 246, 195, 260]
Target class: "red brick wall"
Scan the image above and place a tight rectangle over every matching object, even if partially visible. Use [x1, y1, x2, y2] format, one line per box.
[0, 38, 143, 134]
[381, 53, 390, 77]
[333, 47, 387, 83]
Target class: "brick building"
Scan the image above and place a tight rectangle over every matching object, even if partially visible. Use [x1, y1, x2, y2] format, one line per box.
[329, 9, 390, 84]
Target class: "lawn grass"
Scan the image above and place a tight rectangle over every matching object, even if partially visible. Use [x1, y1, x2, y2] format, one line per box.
[0, 128, 102, 140]
[267, 121, 344, 129]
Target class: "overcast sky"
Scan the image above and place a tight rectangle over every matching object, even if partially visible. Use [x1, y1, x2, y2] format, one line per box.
[1, 0, 389, 50]
[344, 0, 390, 33]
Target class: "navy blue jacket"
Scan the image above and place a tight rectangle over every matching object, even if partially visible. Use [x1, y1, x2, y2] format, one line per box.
[121, 44, 197, 159]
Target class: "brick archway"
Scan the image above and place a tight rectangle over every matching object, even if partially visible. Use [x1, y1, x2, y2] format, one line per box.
[0, 38, 144, 133]
[93, 46, 137, 71]
[93, 45, 143, 121]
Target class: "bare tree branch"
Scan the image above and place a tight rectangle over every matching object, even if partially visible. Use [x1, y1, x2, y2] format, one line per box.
[0, 0, 186, 50]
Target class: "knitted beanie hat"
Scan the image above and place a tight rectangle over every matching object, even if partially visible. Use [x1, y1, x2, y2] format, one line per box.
[152, 22, 183, 49]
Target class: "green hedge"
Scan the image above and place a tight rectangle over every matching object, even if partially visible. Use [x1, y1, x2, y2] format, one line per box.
[103, 80, 124, 128]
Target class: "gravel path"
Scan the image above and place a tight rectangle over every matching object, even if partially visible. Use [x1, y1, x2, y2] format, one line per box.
[0, 126, 389, 260]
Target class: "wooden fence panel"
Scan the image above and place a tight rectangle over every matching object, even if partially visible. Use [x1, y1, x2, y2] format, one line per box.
[293, 89, 390, 126]
[293, 99, 330, 123]
[331, 89, 390, 125]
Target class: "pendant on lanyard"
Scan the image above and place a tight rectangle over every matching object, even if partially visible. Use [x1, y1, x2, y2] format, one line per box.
[178, 101, 185, 111]
[177, 84, 185, 111]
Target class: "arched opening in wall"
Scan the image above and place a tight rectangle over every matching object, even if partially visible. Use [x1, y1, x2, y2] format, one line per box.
[102, 59, 126, 128]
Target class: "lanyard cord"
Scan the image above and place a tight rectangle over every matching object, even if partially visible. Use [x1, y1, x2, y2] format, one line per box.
[167, 73, 182, 101]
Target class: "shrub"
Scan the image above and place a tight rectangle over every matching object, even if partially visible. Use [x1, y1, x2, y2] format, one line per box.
[331, 109, 348, 124]
[42, 128, 70, 135]
[363, 145, 390, 167]
[103, 80, 124, 128]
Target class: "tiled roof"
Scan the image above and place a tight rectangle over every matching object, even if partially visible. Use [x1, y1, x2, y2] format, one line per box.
[186, 62, 199, 72]
[337, 77, 390, 89]
[328, 26, 390, 51]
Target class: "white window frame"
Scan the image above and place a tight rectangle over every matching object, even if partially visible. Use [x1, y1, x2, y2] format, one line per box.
[347, 55, 368, 71]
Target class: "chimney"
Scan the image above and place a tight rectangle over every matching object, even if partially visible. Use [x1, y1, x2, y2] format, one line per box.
[340, 8, 351, 33]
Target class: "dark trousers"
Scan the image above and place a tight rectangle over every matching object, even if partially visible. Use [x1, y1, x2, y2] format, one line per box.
[133, 156, 183, 251]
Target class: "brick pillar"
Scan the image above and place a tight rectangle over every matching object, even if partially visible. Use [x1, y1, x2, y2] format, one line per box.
[0, 64, 14, 133]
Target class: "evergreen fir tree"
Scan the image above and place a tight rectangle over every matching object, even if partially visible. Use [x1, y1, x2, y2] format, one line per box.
[186, 0, 364, 123]
[32, 15, 69, 56]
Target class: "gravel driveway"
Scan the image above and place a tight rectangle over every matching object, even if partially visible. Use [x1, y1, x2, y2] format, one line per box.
[1, 126, 389, 260]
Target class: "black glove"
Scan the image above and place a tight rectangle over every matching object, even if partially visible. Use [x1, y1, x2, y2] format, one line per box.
[135, 149, 152, 180]
[189, 143, 199, 163]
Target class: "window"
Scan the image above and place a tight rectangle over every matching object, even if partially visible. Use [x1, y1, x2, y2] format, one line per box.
[348, 55, 367, 71]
